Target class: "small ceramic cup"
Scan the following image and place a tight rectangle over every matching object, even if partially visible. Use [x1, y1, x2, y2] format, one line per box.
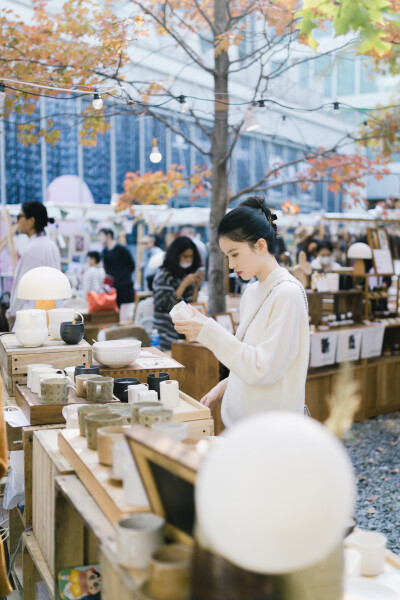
[87, 376, 114, 403]
[60, 321, 85, 345]
[75, 373, 100, 398]
[113, 377, 140, 403]
[77, 404, 112, 437]
[345, 530, 387, 576]
[138, 406, 173, 428]
[62, 404, 80, 429]
[159, 380, 180, 409]
[148, 544, 193, 600]
[31, 367, 58, 394]
[37, 372, 67, 398]
[109, 404, 132, 425]
[27, 364, 52, 389]
[131, 401, 163, 424]
[137, 390, 159, 403]
[147, 372, 170, 399]
[116, 514, 165, 570]
[85, 413, 124, 450]
[97, 426, 129, 466]
[127, 383, 148, 404]
[74, 365, 101, 380]
[40, 377, 76, 405]
[64, 366, 77, 381]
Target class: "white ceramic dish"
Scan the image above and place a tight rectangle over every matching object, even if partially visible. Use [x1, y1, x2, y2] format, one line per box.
[92, 340, 142, 368]
[343, 579, 400, 600]
[93, 340, 142, 350]
[92, 349, 141, 368]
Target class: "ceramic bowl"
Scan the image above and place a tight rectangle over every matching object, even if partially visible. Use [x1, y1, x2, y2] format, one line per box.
[92, 339, 142, 368]
[60, 321, 85, 345]
[97, 425, 130, 466]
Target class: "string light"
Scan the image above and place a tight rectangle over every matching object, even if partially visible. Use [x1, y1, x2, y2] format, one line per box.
[333, 101, 340, 111]
[92, 92, 103, 110]
[0, 83, 5, 102]
[244, 105, 260, 132]
[149, 138, 162, 163]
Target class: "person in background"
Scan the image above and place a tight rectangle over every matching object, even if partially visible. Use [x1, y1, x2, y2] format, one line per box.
[81, 251, 106, 298]
[99, 228, 135, 321]
[310, 240, 341, 272]
[180, 225, 207, 267]
[141, 234, 163, 290]
[135, 274, 155, 335]
[153, 236, 204, 350]
[7, 201, 61, 330]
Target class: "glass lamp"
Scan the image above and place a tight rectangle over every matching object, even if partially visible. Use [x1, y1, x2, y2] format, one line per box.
[17, 266, 72, 311]
[347, 243, 372, 277]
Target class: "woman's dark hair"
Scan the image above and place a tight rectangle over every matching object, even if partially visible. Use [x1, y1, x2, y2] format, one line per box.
[163, 236, 201, 277]
[217, 196, 278, 255]
[22, 201, 55, 234]
[99, 228, 114, 239]
[87, 251, 101, 264]
[317, 240, 333, 253]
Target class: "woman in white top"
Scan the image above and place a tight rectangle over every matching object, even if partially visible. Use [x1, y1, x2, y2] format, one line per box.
[173, 197, 310, 427]
[7, 202, 61, 329]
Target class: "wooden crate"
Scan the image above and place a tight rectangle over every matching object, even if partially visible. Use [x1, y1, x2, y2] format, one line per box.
[15, 384, 120, 426]
[32, 429, 73, 578]
[0, 334, 92, 396]
[100, 541, 146, 600]
[95, 346, 186, 385]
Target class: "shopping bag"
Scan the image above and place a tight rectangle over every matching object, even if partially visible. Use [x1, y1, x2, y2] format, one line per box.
[87, 289, 118, 312]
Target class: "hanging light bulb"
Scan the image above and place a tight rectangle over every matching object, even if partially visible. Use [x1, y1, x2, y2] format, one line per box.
[244, 105, 260, 132]
[92, 92, 103, 110]
[177, 94, 189, 114]
[0, 83, 5, 102]
[150, 138, 162, 163]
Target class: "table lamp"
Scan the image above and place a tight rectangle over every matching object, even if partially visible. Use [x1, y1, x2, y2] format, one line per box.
[17, 266, 72, 311]
[347, 242, 372, 277]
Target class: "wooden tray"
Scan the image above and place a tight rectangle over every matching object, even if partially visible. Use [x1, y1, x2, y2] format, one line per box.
[15, 385, 120, 426]
[95, 347, 185, 384]
[172, 390, 211, 422]
[58, 429, 150, 523]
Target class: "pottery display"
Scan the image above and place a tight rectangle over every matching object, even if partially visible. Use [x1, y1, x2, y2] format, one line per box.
[40, 377, 76, 405]
[97, 426, 130, 466]
[128, 383, 149, 404]
[113, 377, 140, 403]
[138, 406, 173, 428]
[85, 413, 124, 450]
[131, 401, 163, 424]
[60, 321, 85, 345]
[15, 309, 48, 347]
[75, 374, 99, 398]
[116, 514, 165, 570]
[87, 376, 114, 402]
[147, 544, 193, 600]
[147, 372, 170, 399]
[48, 308, 83, 340]
[77, 404, 112, 437]
[27, 364, 52, 389]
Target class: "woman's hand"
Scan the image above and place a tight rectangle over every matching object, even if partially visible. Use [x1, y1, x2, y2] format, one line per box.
[172, 305, 208, 340]
[200, 379, 227, 409]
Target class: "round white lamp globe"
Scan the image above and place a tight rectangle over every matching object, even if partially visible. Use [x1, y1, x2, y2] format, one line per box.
[195, 413, 355, 574]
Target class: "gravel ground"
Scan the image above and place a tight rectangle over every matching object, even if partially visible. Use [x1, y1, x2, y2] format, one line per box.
[343, 411, 400, 553]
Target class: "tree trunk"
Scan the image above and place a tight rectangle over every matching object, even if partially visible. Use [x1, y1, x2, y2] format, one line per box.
[208, 0, 230, 316]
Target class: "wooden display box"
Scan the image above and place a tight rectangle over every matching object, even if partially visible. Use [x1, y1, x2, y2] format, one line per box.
[15, 384, 120, 426]
[0, 334, 92, 396]
[96, 346, 186, 385]
[32, 429, 73, 579]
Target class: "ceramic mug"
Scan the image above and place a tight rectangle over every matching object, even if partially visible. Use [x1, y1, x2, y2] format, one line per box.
[38, 372, 69, 398]
[40, 377, 76, 405]
[116, 514, 165, 570]
[64, 366, 77, 382]
[60, 321, 85, 345]
[112, 440, 134, 480]
[74, 365, 101, 380]
[48, 308, 84, 340]
[97, 426, 129, 466]
[75, 374, 100, 398]
[62, 405, 80, 429]
[138, 406, 173, 428]
[109, 404, 132, 425]
[147, 372, 170, 399]
[127, 383, 148, 404]
[27, 363, 52, 389]
[345, 531, 387, 576]
[85, 413, 124, 450]
[77, 404, 112, 437]
[113, 377, 140, 403]
[31, 367, 61, 395]
[148, 544, 193, 600]
[131, 401, 163, 424]
[87, 376, 114, 403]
[159, 380, 180, 409]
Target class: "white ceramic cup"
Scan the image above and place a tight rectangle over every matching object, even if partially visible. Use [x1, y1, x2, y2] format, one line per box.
[345, 531, 387, 576]
[27, 364, 52, 389]
[62, 405, 80, 429]
[325, 273, 339, 293]
[64, 366, 77, 382]
[112, 440, 134, 480]
[151, 421, 188, 442]
[31, 367, 59, 394]
[344, 548, 362, 578]
[137, 390, 158, 403]
[127, 383, 149, 404]
[48, 308, 83, 340]
[159, 380, 180, 409]
[116, 513, 165, 570]
[123, 463, 149, 508]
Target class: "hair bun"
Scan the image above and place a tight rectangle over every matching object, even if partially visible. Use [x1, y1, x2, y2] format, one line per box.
[47, 217, 55, 225]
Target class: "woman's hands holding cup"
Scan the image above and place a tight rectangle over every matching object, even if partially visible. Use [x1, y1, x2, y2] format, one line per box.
[172, 305, 207, 340]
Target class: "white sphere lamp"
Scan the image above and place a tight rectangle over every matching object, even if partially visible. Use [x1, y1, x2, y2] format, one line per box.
[18, 266, 72, 311]
[196, 413, 355, 574]
[347, 242, 372, 277]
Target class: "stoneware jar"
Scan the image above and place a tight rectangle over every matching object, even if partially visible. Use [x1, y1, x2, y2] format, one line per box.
[138, 406, 173, 429]
[85, 413, 124, 450]
[77, 404, 112, 437]
[87, 376, 114, 403]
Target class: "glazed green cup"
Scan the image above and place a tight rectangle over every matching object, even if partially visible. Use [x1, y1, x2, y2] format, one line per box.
[131, 401, 164, 424]
[77, 404, 112, 436]
[138, 406, 173, 429]
[87, 376, 114, 403]
[85, 413, 124, 450]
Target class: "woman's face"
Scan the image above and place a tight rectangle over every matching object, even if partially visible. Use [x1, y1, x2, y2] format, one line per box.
[179, 248, 194, 268]
[219, 236, 264, 281]
[17, 211, 35, 235]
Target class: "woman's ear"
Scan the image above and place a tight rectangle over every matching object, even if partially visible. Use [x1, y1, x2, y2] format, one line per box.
[255, 238, 268, 254]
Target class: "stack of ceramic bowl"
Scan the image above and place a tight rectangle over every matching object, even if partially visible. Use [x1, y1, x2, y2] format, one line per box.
[92, 340, 142, 368]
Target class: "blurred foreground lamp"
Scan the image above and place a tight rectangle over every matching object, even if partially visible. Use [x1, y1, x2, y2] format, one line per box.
[149, 138, 162, 163]
[18, 266, 72, 311]
[347, 242, 372, 277]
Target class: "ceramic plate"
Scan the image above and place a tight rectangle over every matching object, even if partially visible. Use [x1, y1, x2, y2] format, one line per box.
[344, 578, 400, 600]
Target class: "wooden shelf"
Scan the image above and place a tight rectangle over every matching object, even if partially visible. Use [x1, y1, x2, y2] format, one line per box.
[23, 530, 55, 597]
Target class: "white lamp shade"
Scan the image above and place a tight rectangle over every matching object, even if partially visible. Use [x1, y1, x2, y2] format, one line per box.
[196, 413, 355, 574]
[347, 242, 372, 260]
[18, 267, 72, 300]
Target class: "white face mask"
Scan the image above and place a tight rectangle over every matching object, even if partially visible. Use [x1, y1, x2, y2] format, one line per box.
[180, 260, 193, 269]
[320, 256, 332, 267]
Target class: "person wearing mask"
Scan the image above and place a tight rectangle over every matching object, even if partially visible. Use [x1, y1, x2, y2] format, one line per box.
[310, 240, 341, 272]
[81, 251, 106, 298]
[153, 236, 204, 351]
[99, 228, 135, 321]
[180, 225, 207, 267]
[7, 202, 61, 330]
[173, 197, 309, 427]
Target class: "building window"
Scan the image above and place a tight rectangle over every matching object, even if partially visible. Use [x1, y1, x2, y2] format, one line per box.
[336, 57, 355, 96]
